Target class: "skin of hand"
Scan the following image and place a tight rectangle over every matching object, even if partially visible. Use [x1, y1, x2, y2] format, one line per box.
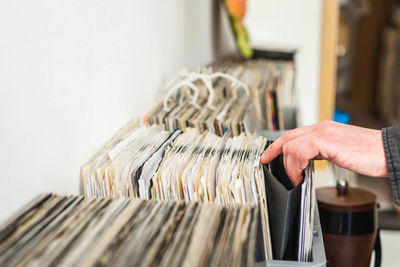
[260, 120, 389, 187]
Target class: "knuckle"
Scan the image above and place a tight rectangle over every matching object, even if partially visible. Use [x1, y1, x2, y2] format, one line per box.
[283, 142, 295, 155]
[319, 120, 336, 133]
[282, 131, 292, 142]
[320, 120, 332, 126]
[317, 125, 329, 136]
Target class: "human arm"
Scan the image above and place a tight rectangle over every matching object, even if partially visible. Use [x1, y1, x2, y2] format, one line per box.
[260, 120, 388, 187]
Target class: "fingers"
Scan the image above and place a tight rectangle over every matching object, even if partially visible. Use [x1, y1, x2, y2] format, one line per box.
[284, 153, 305, 186]
[282, 135, 320, 186]
[260, 124, 316, 164]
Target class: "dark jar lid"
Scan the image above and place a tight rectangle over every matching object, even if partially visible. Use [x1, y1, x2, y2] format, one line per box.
[316, 187, 376, 212]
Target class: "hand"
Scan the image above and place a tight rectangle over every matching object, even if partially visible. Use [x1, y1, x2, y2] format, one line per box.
[260, 120, 388, 186]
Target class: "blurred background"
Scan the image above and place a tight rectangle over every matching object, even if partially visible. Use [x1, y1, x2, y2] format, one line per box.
[1, 0, 400, 265]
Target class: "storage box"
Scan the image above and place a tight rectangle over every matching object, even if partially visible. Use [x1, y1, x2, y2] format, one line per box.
[257, 130, 326, 267]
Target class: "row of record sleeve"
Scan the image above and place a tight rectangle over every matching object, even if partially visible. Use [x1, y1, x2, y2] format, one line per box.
[80, 120, 315, 262]
[0, 194, 259, 267]
[81, 121, 273, 260]
[210, 58, 296, 131]
[142, 58, 296, 137]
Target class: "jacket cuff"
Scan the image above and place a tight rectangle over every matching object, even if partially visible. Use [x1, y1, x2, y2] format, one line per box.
[382, 126, 400, 206]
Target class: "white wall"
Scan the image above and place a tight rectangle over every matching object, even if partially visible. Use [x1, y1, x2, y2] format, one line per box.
[246, 0, 323, 126]
[0, 0, 230, 222]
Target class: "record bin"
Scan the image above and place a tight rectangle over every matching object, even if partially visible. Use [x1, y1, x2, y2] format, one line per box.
[257, 130, 326, 267]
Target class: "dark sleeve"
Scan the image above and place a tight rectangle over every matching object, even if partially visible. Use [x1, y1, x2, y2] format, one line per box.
[382, 126, 400, 206]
